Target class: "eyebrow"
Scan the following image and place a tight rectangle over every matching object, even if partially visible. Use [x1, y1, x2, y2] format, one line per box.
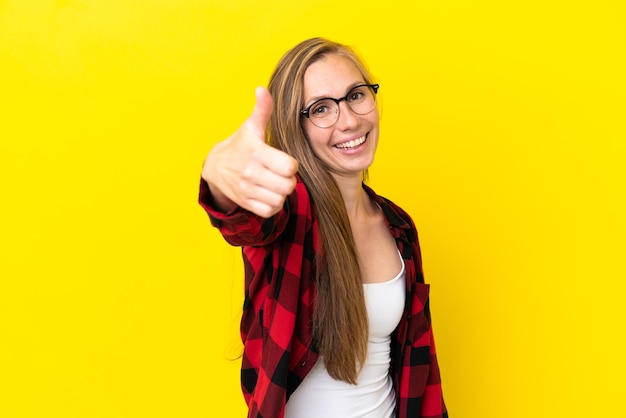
[304, 81, 366, 106]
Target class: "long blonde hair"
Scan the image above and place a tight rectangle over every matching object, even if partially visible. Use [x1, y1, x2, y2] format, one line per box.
[267, 38, 376, 384]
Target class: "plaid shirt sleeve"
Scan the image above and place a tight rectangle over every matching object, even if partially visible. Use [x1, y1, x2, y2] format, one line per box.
[198, 179, 291, 247]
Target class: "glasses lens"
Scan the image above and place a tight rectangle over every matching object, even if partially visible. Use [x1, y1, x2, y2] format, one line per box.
[347, 85, 377, 115]
[309, 99, 338, 128]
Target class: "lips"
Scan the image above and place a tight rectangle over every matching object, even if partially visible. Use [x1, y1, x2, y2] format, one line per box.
[334, 134, 366, 150]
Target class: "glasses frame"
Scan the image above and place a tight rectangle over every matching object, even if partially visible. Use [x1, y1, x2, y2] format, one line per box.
[300, 83, 380, 127]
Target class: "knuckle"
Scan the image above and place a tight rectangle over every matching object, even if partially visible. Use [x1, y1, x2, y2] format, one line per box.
[241, 163, 259, 181]
[236, 179, 252, 196]
[240, 166, 252, 180]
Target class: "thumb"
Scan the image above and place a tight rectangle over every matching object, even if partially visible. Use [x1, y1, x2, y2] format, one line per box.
[246, 86, 274, 140]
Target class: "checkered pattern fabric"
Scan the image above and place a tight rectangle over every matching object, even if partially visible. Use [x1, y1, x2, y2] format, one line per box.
[199, 176, 447, 418]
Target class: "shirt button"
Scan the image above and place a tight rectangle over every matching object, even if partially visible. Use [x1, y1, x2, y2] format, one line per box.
[300, 361, 307, 367]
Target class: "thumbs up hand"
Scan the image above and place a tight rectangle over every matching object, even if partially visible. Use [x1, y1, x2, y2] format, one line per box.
[202, 87, 299, 218]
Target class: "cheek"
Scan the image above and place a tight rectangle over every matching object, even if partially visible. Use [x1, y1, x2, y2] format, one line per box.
[303, 125, 328, 151]
[368, 115, 380, 139]
[299, 125, 322, 160]
[369, 109, 380, 128]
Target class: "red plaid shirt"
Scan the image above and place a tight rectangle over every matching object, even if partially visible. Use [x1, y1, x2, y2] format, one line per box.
[199, 176, 447, 418]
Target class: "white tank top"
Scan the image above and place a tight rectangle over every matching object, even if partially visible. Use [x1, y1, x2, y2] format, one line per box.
[285, 251, 406, 418]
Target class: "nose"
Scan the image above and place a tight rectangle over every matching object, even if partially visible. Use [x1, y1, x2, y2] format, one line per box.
[335, 100, 359, 130]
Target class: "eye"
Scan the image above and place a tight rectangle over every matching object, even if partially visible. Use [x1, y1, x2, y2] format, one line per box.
[310, 99, 333, 116]
[348, 88, 366, 102]
[312, 105, 328, 115]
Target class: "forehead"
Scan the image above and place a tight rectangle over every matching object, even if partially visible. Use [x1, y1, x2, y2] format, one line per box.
[303, 54, 365, 101]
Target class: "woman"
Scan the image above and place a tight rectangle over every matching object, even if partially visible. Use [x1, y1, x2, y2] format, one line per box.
[199, 38, 447, 418]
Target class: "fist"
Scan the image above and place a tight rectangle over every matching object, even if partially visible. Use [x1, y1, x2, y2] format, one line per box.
[202, 87, 299, 218]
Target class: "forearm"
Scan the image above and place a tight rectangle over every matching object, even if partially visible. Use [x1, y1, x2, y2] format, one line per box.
[198, 178, 290, 247]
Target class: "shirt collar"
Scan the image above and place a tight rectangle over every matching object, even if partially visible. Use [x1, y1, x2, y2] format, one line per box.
[362, 183, 411, 231]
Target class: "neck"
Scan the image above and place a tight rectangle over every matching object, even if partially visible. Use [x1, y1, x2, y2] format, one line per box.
[332, 172, 373, 220]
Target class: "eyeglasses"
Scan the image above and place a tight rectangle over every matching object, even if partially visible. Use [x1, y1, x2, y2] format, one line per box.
[300, 83, 379, 128]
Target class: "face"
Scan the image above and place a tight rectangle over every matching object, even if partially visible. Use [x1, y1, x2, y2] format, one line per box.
[301, 54, 379, 182]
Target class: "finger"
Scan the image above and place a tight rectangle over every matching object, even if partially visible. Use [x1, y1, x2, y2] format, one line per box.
[238, 187, 289, 218]
[245, 199, 283, 219]
[243, 165, 297, 197]
[257, 145, 299, 177]
[245, 86, 274, 140]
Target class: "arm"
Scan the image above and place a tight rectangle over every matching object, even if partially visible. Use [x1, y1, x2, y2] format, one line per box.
[198, 177, 291, 247]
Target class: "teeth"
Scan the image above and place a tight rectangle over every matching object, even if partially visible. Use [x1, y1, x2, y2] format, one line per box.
[335, 135, 366, 149]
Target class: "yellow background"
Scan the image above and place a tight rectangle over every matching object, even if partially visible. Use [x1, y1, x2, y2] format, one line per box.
[1, 0, 625, 417]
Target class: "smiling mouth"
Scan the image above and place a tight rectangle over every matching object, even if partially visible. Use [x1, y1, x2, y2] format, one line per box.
[334, 134, 367, 150]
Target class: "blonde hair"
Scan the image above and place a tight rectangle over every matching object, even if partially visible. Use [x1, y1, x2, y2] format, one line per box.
[267, 38, 376, 384]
